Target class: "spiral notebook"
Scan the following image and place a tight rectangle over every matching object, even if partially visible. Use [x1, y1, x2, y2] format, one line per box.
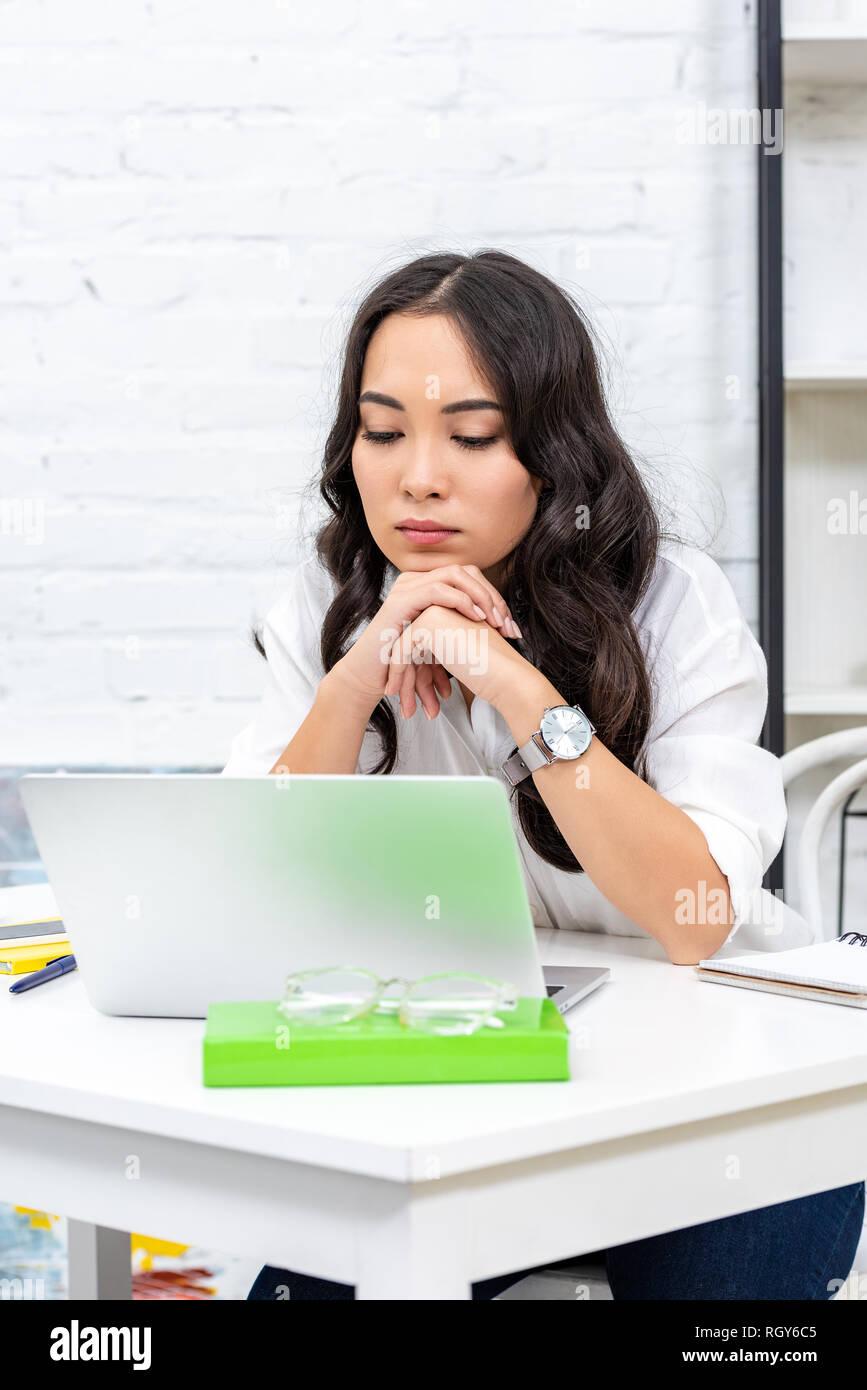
[696, 931, 867, 1009]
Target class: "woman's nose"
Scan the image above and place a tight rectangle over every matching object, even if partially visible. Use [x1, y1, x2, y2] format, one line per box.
[399, 452, 452, 496]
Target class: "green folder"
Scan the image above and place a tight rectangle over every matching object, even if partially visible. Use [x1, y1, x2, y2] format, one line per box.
[202, 997, 570, 1086]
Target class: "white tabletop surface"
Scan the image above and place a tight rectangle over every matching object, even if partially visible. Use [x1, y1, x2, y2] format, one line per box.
[1, 927, 866, 1183]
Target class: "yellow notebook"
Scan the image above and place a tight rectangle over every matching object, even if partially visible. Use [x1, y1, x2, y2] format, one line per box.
[0, 941, 73, 975]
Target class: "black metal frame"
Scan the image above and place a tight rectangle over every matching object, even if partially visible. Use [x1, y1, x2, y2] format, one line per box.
[758, 0, 785, 894]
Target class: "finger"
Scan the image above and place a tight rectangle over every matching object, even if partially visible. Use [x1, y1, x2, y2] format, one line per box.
[384, 628, 422, 717]
[425, 579, 513, 633]
[441, 571, 509, 629]
[413, 660, 440, 719]
[383, 627, 411, 698]
[431, 566, 519, 638]
[398, 648, 419, 718]
[391, 569, 520, 637]
[389, 572, 493, 630]
[431, 661, 453, 700]
[427, 580, 496, 627]
[459, 564, 523, 638]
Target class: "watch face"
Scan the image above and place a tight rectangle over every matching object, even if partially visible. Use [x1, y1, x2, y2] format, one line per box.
[539, 705, 593, 759]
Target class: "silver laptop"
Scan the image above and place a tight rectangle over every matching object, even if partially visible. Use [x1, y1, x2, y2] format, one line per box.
[19, 773, 609, 1020]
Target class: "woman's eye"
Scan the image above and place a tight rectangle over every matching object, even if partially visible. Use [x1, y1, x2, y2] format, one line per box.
[454, 436, 498, 451]
[361, 431, 401, 445]
[360, 430, 498, 451]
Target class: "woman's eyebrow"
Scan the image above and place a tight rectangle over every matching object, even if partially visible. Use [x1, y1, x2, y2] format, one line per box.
[358, 390, 501, 415]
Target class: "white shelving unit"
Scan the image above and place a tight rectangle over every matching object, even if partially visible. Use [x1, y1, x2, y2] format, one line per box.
[786, 688, 867, 716]
[785, 361, 867, 390]
[783, 27, 867, 82]
[783, 383, 867, 717]
[781, 4, 867, 725]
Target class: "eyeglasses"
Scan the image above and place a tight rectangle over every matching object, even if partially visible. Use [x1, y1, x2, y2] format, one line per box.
[277, 967, 519, 1037]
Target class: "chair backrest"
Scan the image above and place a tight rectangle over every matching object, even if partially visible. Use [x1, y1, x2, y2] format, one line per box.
[779, 729, 867, 940]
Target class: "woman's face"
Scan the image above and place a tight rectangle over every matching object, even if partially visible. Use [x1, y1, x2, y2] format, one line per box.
[351, 312, 543, 589]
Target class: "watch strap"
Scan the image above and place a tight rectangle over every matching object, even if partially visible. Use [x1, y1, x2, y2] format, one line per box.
[502, 733, 554, 787]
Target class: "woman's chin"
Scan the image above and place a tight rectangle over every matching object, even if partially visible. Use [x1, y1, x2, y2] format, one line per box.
[394, 543, 465, 564]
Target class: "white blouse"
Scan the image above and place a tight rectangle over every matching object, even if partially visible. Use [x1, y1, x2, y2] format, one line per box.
[221, 539, 813, 955]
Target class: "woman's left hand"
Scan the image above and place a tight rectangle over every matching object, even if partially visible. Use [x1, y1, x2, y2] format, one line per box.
[382, 604, 523, 718]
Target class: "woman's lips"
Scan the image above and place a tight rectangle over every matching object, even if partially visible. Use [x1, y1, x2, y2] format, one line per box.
[396, 526, 460, 545]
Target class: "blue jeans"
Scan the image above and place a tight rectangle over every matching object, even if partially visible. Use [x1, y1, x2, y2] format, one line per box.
[247, 1179, 865, 1300]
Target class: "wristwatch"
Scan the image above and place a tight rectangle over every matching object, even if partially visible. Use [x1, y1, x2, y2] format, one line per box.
[501, 703, 596, 787]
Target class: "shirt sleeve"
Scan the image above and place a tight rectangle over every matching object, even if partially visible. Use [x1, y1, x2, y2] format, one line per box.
[639, 546, 802, 952]
[220, 561, 324, 776]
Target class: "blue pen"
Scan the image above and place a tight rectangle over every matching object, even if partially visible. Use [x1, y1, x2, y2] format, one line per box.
[9, 954, 77, 993]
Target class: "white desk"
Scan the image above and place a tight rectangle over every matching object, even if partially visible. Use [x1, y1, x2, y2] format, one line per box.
[1, 928, 866, 1300]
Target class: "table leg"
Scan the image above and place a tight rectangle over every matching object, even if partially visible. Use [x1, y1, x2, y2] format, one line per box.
[67, 1220, 132, 1300]
[353, 1188, 472, 1300]
[354, 1260, 472, 1300]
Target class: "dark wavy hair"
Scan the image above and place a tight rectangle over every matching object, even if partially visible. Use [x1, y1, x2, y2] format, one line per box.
[262, 249, 671, 873]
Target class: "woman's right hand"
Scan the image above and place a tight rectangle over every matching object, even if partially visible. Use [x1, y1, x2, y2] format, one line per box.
[324, 564, 523, 719]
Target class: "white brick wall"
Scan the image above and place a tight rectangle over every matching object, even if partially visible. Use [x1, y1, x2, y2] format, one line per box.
[0, 0, 763, 766]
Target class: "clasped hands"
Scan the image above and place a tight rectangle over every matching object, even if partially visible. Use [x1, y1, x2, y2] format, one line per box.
[332, 563, 537, 722]
[381, 601, 521, 719]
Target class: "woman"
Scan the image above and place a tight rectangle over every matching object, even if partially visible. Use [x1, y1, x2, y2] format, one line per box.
[224, 250, 864, 1300]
